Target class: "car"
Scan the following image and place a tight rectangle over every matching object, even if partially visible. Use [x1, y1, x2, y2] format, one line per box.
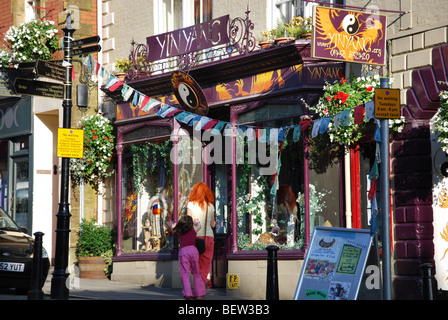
[0, 207, 50, 295]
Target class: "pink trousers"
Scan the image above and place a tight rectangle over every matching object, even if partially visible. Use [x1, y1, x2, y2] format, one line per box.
[178, 245, 206, 298]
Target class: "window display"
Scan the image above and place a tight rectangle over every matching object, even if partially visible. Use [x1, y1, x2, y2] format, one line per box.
[121, 140, 174, 253]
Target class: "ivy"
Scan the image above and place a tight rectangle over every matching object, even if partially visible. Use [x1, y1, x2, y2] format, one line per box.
[130, 140, 172, 194]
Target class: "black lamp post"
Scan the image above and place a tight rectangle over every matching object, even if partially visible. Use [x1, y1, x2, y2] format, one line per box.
[50, 14, 75, 300]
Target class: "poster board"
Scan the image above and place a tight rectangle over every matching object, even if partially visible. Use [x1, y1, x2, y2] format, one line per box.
[294, 227, 381, 300]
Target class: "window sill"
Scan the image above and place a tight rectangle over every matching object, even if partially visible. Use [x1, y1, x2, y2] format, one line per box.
[227, 249, 305, 260]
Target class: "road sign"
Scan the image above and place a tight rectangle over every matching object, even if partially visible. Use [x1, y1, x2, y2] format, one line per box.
[35, 59, 66, 82]
[72, 44, 101, 56]
[57, 128, 84, 158]
[13, 78, 63, 99]
[72, 35, 100, 47]
[374, 88, 401, 119]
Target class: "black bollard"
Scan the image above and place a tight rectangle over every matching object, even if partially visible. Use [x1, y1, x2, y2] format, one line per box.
[420, 263, 434, 300]
[28, 232, 44, 300]
[266, 245, 279, 300]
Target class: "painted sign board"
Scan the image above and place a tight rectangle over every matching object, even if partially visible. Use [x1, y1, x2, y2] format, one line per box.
[374, 88, 401, 119]
[147, 15, 229, 62]
[57, 128, 84, 158]
[312, 6, 387, 65]
[294, 227, 381, 300]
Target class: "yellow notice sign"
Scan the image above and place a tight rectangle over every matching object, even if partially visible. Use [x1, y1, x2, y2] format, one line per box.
[227, 274, 239, 290]
[57, 128, 84, 158]
[374, 88, 401, 119]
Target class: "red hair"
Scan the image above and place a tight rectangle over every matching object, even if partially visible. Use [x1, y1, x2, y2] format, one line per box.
[277, 184, 297, 212]
[188, 182, 214, 209]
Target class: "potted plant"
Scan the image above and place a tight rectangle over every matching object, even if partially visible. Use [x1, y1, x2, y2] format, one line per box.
[76, 218, 115, 279]
[285, 16, 313, 40]
[114, 58, 131, 81]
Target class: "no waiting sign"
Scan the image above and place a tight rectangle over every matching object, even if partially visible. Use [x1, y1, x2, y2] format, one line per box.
[57, 128, 84, 158]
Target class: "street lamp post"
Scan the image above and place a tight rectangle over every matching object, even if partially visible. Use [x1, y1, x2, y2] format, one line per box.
[50, 15, 75, 300]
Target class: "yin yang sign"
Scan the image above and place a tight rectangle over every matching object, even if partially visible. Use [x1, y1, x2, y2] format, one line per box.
[171, 71, 208, 115]
[342, 14, 360, 35]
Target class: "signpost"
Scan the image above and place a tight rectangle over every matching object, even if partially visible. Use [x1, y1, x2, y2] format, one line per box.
[13, 78, 63, 99]
[35, 59, 66, 82]
[72, 35, 100, 47]
[72, 44, 101, 56]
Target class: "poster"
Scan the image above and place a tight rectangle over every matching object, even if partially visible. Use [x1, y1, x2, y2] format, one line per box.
[294, 227, 374, 300]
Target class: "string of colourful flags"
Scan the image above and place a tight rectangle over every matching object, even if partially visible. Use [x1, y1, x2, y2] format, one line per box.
[82, 54, 382, 144]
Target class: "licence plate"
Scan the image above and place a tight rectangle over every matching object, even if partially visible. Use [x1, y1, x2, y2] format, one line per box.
[0, 262, 25, 272]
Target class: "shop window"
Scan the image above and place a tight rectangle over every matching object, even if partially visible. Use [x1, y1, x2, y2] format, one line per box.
[235, 129, 304, 250]
[235, 104, 305, 250]
[308, 136, 342, 231]
[121, 139, 174, 253]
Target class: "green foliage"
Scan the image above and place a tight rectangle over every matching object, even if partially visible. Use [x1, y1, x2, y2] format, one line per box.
[70, 114, 116, 191]
[115, 58, 131, 73]
[130, 140, 172, 194]
[76, 218, 114, 257]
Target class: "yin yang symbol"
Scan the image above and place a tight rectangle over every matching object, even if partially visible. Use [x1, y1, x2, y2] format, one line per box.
[342, 14, 360, 35]
[178, 83, 199, 109]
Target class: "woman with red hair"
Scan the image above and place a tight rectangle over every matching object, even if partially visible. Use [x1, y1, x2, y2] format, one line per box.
[187, 182, 215, 288]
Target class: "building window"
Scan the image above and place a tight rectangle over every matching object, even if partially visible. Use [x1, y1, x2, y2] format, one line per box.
[272, 0, 344, 28]
[194, 0, 212, 23]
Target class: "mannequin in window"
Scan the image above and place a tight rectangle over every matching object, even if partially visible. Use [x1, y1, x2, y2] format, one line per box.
[276, 184, 298, 246]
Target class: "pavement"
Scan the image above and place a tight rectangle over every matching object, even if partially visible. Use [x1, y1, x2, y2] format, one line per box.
[0, 272, 243, 300]
[41, 276, 240, 300]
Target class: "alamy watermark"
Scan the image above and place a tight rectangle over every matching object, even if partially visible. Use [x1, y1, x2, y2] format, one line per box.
[170, 125, 283, 175]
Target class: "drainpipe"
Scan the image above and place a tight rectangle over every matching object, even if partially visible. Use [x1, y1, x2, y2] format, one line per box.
[345, 147, 352, 228]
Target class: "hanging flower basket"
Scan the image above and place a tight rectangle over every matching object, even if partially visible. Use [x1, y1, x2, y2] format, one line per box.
[70, 114, 116, 191]
[1, 19, 59, 67]
[306, 75, 405, 146]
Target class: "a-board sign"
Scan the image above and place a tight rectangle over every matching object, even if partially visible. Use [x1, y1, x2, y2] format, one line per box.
[294, 227, 381, 300]
[57, 128, 84, 158]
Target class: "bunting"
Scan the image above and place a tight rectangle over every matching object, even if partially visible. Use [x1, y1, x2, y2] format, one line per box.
[82, 54, 383, 145]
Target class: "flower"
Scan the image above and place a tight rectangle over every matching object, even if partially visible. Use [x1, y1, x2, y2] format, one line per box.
[432, 83, 448, 153]
[1, 19, 58, 67]
[70, 114, 116, 190]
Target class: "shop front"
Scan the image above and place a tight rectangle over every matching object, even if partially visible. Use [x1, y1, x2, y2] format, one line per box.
[104, 29, 352, 298]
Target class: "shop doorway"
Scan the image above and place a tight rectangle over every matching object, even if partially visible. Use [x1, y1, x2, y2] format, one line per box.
[211, 164, 230, 287]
